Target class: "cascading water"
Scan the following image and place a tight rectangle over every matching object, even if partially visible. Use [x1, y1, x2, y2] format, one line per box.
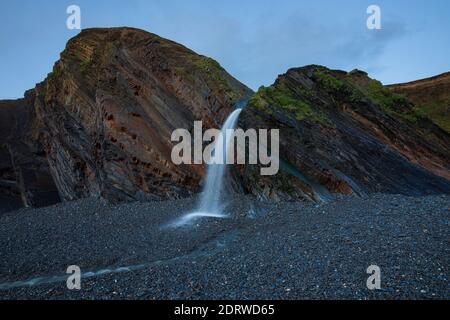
[198, 108, 242, 215]
[170, 107, 243, 227]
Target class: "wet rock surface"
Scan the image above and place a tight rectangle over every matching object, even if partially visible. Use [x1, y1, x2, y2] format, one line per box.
[0, 194, 448, 299]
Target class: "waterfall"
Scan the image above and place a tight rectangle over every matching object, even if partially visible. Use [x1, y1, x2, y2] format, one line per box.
[169, 107, 243, 227]
[198, 108, 242, 215]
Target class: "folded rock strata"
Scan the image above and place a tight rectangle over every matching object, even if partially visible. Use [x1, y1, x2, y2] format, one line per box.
[0, 29, 449, 208]
[239, 66, 450, 201]
[35, 27, 252, 203]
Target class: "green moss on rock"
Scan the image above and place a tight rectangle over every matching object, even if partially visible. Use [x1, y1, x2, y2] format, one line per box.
[364, 80, 424, 124]
[247, 80, 328, 124]
[415, 102, 450, 133]
[315, 71, 345, 93]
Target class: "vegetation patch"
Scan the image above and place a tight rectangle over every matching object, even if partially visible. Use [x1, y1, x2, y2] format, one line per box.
[247, 80, 328, 124]
[315, 71, 345, 93]
[349, 88, 365, 104]
[364, 80, 424, 124]
[247, 87, 272, 114]
[415, 102, 450, 133]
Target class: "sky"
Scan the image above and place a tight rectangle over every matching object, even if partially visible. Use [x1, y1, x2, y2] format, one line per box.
[1, 0, 449, 98]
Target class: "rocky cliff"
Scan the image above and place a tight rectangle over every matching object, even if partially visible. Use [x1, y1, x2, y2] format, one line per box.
[239, 66, 450, 201]
[0, 91, 60, 211]
[0, 28, 449, 208]
[34, 27, 252, 203]
[388, 72, 450, 133]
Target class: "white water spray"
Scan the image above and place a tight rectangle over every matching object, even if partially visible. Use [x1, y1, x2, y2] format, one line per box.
[170, 108, 243, 227]
[198, 108, 242, 215]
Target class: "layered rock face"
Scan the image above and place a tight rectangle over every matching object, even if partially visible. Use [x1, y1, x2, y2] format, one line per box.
[0, 91, 60, 211]
[388, 72, 450, 133]
[239, 66, 450, 201]
[1, 28, 449, 207]
[35, 27, 251, 203]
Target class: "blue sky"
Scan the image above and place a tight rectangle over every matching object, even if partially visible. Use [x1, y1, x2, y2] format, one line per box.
[1, 0, 449, 98]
